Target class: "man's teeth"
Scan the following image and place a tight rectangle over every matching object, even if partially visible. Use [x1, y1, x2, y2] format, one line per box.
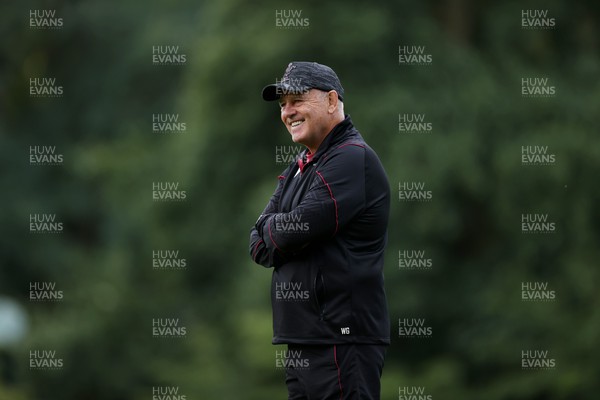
[291, 120, 304, 127]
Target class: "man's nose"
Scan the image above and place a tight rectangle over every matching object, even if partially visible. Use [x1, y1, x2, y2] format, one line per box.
[281, 104, 296, 121]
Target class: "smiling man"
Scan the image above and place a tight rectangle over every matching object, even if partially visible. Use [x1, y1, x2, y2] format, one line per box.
[250, 61, 390, 400]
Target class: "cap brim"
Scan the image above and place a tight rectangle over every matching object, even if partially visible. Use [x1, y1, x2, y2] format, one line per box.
[261, 84, 279, 101]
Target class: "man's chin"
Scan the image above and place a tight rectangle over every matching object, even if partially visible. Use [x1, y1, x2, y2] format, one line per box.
[290, 132, 304, 144]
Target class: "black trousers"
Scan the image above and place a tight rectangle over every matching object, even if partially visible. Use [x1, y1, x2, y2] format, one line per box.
[284, 344, 386, 400]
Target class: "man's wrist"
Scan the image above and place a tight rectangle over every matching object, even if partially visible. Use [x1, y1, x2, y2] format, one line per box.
[255, 213, 273, 234]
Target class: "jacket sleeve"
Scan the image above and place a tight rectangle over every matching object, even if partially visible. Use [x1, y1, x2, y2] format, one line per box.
[261, 145, 366, 253]
[249, 174, 286, 268]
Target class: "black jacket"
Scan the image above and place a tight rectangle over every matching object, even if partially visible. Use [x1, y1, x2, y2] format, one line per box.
[249, 116, 390, 345]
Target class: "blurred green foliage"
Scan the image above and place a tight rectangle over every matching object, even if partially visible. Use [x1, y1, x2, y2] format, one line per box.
[1, 0, 599, 399]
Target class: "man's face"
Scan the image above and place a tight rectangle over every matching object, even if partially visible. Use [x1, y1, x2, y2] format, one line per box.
[279, 89, 330, 150]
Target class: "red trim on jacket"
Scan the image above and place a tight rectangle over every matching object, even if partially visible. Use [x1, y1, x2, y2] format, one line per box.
[297, 151, 314, 174]
[252, 239, 264, 261]
[334, 345, 343, 399]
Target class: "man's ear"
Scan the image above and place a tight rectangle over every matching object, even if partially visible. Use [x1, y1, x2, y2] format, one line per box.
[327, 90, 339, 114]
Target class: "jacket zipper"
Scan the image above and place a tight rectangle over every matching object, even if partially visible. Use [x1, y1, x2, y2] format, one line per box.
[313, 270, 327, 321]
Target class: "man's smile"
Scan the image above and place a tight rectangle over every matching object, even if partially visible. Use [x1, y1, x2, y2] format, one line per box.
[289, 119, 305, 129]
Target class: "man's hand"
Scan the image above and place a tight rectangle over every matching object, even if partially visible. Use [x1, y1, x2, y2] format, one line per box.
[254, 213, 273, 235]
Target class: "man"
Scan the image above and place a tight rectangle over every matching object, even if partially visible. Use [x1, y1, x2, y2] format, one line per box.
[249, 61, 390, 399]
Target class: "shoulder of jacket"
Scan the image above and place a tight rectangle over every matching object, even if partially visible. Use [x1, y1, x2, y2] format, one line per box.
[320, 140, 366, 163]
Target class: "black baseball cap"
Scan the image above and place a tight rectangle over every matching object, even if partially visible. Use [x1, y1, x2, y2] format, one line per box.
[262, 61, 345, 102]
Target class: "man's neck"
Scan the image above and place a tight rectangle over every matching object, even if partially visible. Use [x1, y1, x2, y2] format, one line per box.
[307, 115, 345, 154]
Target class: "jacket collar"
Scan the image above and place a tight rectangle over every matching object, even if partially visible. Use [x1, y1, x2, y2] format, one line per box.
[300, 114, 355, 164]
